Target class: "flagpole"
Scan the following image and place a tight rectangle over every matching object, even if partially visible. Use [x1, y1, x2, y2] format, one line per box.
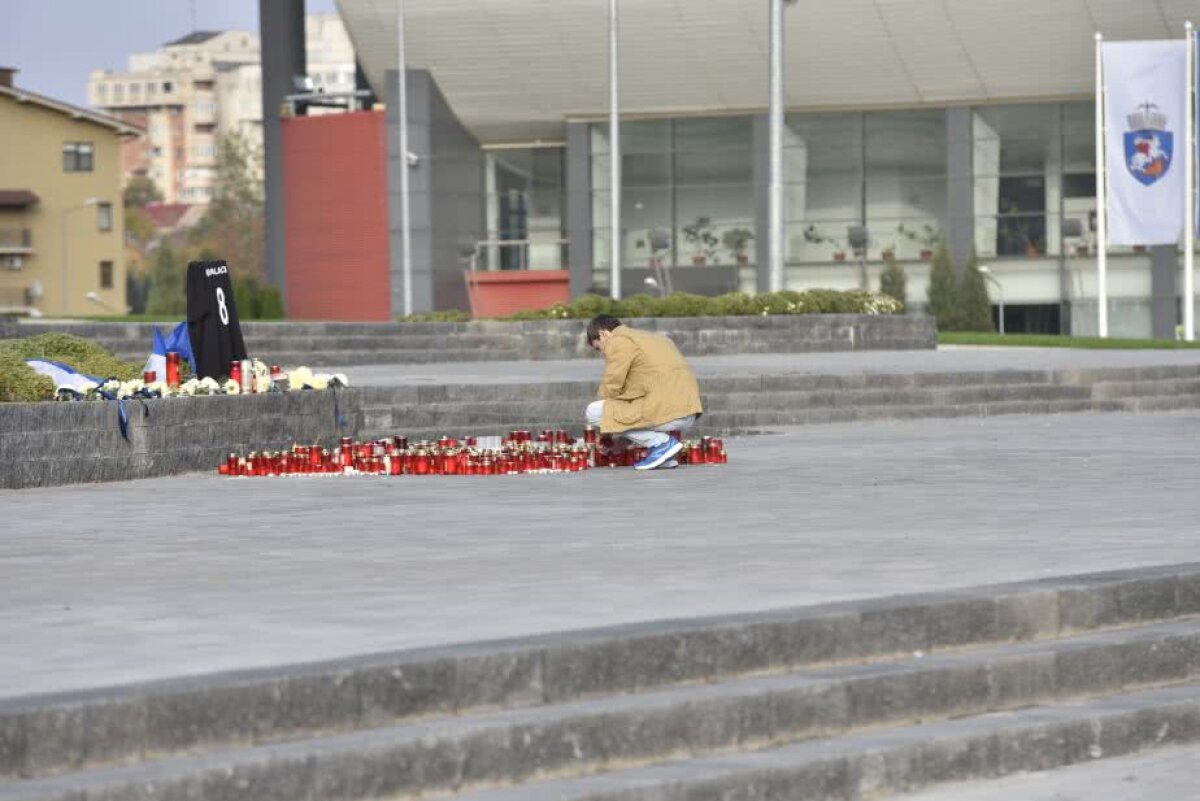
[1185, 21, 1196, 341]
[1095, 32, 1109, 338]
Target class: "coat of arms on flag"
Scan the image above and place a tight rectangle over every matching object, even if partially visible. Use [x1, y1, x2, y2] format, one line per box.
[1124, 102, 1173, 186]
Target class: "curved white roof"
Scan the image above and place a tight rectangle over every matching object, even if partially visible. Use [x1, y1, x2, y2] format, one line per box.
[337, 0, 1194, 142]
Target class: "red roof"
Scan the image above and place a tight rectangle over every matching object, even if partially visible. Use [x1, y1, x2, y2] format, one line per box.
[141, 203, 193, 228]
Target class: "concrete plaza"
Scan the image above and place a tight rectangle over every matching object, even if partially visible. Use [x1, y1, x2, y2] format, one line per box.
[2, 409, 1199, 701]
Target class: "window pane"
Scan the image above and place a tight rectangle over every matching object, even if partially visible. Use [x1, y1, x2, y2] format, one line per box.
[866, 110, 945, 261]
[62, 143, 76, 172]
[97, 203, 113, 232]
[784, 113, 863, 262]
[972, 103, 1065, 259]
[99, 261, 114, 290]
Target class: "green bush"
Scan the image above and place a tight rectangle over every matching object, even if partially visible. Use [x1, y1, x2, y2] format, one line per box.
[653, 293, 722, 317]
[232, 276, 286, 320]
[256, 285, 285, 320]
[0, 349, 54, 402]
[397, 289, 905, 323]
[925, 243, 957, 331]
[400, 309, 472, 323]
[879, 256, 907, 311]
[956, 253, 994, 332]
[0, 333, 139, 402]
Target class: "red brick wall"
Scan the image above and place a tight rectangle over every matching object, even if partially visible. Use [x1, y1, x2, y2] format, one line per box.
[281, 110, 391, 321]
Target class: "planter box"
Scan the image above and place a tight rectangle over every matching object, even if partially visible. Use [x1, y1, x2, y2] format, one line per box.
[466, 270, 570, 319]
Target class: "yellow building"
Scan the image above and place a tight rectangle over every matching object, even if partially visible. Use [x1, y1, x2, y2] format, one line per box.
[0, 67, 141, 317]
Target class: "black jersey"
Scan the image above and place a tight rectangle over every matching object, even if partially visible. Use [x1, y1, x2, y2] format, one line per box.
[186, 260, 247, 380]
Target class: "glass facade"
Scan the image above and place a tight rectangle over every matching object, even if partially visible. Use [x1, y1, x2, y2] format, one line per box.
[783, 110, 946, 264]
[482, 146, 565, 270]
[526, 96, 1189, 337]
[590, 117, 754, 271]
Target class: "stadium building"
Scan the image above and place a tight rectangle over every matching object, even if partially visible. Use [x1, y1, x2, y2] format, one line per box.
[262, 0, 1196, 336]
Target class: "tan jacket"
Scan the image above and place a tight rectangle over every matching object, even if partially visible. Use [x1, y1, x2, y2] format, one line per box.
[596, 326, 703, 433]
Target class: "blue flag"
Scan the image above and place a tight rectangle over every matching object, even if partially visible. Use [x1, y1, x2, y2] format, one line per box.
[163, 321, 196, 373]
[144, 321, 196, 378]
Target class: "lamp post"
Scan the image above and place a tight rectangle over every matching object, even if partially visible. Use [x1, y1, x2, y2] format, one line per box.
[61, 198, 99, 315]
[608, 0, 622, 300]
[767, 0, 797, 292]
[397, 1, 413, 316]
[978, 265, 1004, 335]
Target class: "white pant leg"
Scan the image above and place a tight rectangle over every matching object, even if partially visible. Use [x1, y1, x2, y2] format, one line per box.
[585, 400, 604, 426]
[622, 414, 698, 449]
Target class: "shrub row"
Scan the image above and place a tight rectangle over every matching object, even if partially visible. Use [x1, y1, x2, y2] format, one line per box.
[403, 289, 905, 323]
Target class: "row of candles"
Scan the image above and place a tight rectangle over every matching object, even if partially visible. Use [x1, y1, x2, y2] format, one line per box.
[143, 356, 283, 392]
[218, 428, 728, 477]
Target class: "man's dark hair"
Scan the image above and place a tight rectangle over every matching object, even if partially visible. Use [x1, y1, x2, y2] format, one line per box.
[586, 314, 622, 345]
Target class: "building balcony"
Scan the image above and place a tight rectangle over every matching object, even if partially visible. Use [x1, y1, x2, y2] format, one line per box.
[0, 228, 33, 254]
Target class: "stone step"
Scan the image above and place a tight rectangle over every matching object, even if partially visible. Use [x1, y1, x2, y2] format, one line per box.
[354, 394, 1164, 439]
[446, 681, 1200, 801]
[1, 565, 1195, 784]
[4, 618, 1199, 801]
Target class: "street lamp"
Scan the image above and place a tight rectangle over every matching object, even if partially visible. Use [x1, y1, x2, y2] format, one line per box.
[767, 0, 798, 292]
[61, 197, 99, 315]
[978, 265, 1004, 335]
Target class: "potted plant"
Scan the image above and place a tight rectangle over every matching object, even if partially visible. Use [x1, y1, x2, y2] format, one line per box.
[682, 216, 720, 266]
[803, 224, 845, 263]
[898, 223, 940, 261]
[722, 227, 755, 265]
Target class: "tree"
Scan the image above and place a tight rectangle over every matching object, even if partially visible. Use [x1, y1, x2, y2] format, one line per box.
[145, 244, 187, 317]
[125, 207, 156, 248]
[925, 243, 957, 331]
[189, 131, 265, 282]
[123, 175, 163, 209]
[879, 254, 907, 311]
[956, 251, 995, 332]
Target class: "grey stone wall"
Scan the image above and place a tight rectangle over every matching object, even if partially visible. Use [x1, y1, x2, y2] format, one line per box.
[0, 391, 362, 490]
[29, 314, 937, 366]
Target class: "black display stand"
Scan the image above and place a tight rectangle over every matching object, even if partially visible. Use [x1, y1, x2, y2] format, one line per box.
[186, 260, 248, 380]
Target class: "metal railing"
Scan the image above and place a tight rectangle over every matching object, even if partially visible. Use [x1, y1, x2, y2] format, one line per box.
[469, 238, 569, 272]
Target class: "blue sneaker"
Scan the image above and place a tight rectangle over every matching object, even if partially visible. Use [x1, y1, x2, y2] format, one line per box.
[635, 439, 683, 471]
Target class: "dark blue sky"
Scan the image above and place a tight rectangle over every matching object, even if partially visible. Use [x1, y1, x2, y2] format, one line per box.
[2, 0, 338, 107]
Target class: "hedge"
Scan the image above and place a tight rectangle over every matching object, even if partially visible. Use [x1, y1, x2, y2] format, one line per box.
[402, 290, 904, 323]
[0, 333, 139, 403]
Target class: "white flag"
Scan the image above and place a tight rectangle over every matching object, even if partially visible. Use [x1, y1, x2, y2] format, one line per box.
[1102, 40, 1187, 245]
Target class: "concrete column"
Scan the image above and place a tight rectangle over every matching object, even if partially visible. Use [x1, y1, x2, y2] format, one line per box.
[258, 0, 306, 309]
[753, 114, 771, 292]
[945, 107, 974, 268]
[1150, 245, 1178, 340]
[565, 121, 593, 295]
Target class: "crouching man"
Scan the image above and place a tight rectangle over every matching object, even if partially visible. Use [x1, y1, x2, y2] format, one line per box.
[585, 314, 703, 470]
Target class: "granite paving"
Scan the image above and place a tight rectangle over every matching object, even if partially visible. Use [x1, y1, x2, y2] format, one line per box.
[2, 410, 1199, 701]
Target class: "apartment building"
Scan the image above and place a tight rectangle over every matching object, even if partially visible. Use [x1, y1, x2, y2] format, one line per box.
[0, 68, 140, 316]
[89, 15, 356, 204]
